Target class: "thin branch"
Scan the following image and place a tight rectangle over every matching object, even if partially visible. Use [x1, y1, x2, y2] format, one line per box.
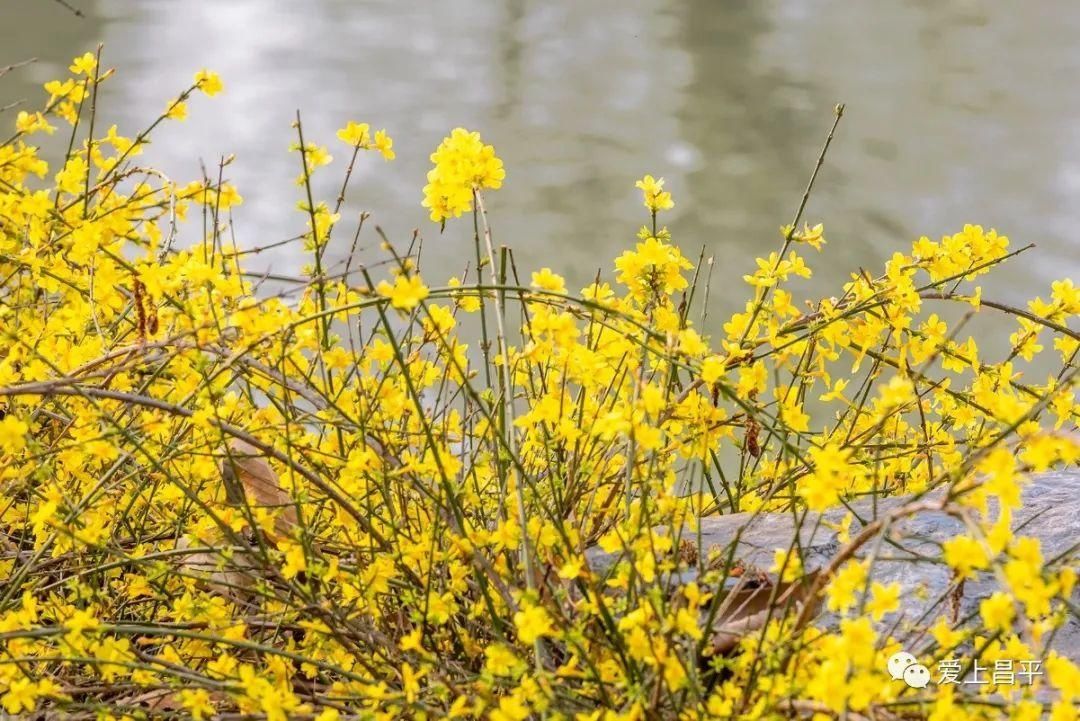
[51, 0, 85, 17]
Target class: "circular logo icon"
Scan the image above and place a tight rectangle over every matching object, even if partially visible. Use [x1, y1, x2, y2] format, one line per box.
[902, 663, 932, 689]
[886, 651, 917, 681]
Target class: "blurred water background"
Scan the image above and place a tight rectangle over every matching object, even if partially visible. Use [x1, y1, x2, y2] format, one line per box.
[3, 0, 1078, 337]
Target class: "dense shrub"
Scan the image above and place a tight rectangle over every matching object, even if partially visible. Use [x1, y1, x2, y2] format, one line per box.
[0, 52, 1077, 719]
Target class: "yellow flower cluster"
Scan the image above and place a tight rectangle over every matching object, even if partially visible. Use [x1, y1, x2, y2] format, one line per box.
[421, 127, 505, 223]
[0, 52, 1076, 721]
[613, 228, 693, 306]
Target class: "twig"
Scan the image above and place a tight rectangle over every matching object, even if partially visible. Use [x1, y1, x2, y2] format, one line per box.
[51, 0, 85, 16]
[0, 58, 36, 79]
[738, 103, 845, 347]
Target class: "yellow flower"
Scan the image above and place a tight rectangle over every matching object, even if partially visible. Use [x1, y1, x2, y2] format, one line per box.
[866, 581, 900, 621]
[69, 51, 97, 76]
[63, 608, 100, 642]
[292, 143, 333, 183]
[55, 155, 88, 195]
[930, 616, 965, 650]
[422, 127, 504, 223]
[193, 69, 224, 96]
[2, 678, 38, 715]
[820, 378, 849, 403]
[490, 693, 531, 721]
[1046, 653, 1080, 703]
[43, 78, 82, 102]
[447, 276, 481, 312]
[484, 643, 523, 677]
[0, 415, 29, 453]
[635, 174, 674, 213]
[278, 539, 307, 580]
[1060, 566, 1077, 598]
[165, 98, 188, 121]
[400, 662, 425, 703]
[493, 518, 521, 551]
[15, 111, 56, 136]
[1050, 701, 1077, 721]
[942, 535, 989, 579]
[377, 274, 429, 311]
[979, 592, 1015, 633]
[782, 222, 827, 250]
[178, 689, 215, 720]
[336, 120, 370, 147]
[803, 442, 859, 509]
[770, 548, 803, 584]
[826, 560, 867, 614]
[217, 183, 244, 209]
[877, 375, 915, 410]
[514, 602, 553, 644]
[678, 328, 709, 357]
[780, 396, 810, 434]
[374, 129, 395, 160]
[614, 234, 692, 302]
[531, 267, 567, 294]
[558, 556, 584, 580]
[701, 355, 726, 385]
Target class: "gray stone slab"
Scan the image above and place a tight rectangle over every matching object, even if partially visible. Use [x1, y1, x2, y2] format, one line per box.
[586, 471, 1080, 660]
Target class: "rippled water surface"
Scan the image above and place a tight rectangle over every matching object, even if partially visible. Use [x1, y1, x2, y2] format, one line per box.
[4, 0, 1078, 323]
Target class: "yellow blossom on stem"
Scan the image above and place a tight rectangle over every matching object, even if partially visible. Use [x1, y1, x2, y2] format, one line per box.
[635, 174, 674, 213]
[69, 52, 97, 76]
[531, 267, 567, 294]
[377, 274, 429, 311]
[781, 221, 827, 250]
[943, 535, 990, 579]
[514, 602, 553, 644]
[193, 69, 224, 96]
[866, 581, 901, 621]
[0, 414, 29, 453]
[979, 592, 1015, 633]
[374, 129, 395, 160]
[336, 120, 370, 147]
[165, 98, 188, 121]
